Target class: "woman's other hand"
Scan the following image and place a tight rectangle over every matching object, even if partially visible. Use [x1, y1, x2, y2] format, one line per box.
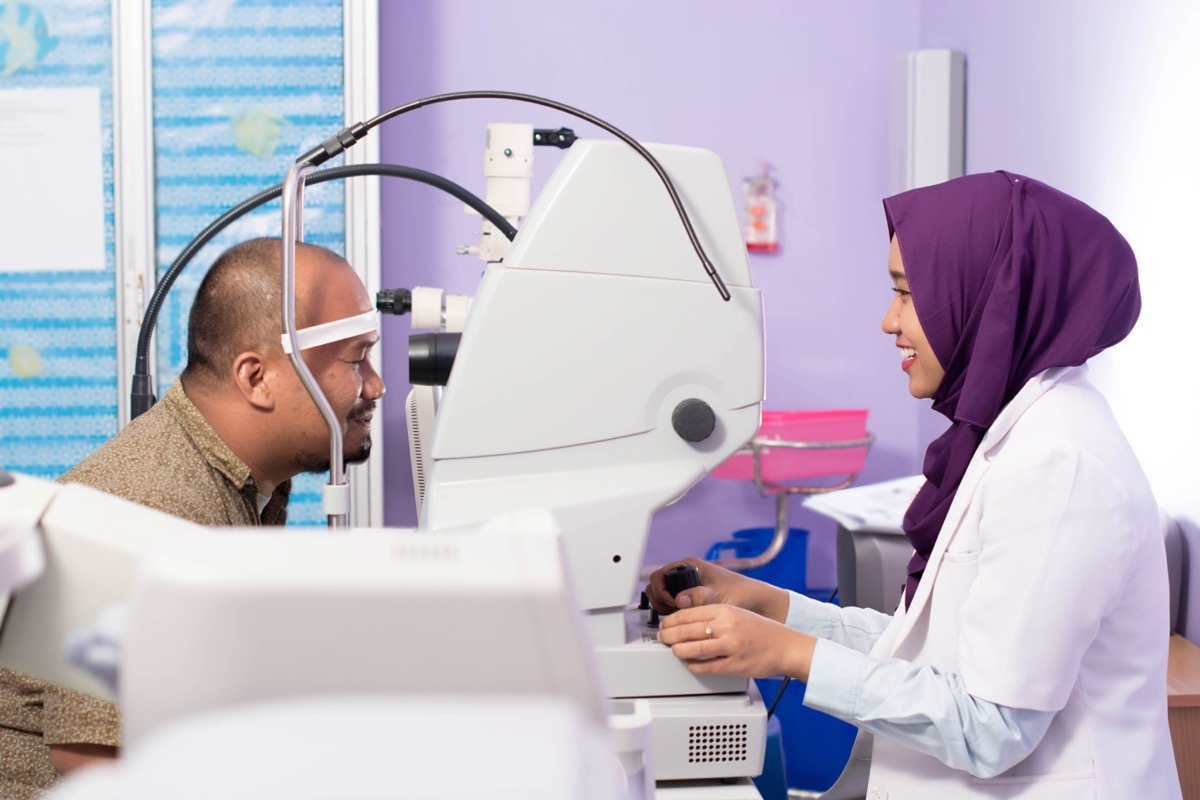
[658, 604, 815, 681]
[646, 557, 790, 622]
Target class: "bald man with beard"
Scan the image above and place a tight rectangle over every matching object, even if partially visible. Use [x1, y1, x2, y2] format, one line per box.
[61, 236, 385, 524]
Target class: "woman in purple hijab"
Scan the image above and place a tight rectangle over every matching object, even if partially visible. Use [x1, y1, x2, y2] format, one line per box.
[651, 173, 1180, 799]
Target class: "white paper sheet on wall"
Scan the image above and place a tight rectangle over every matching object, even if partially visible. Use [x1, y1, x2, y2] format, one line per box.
[0, 87, 106, 272]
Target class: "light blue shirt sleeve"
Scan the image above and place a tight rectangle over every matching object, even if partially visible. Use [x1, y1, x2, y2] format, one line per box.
[784, 589, 893, 654]
[786, 592, 1056, 779]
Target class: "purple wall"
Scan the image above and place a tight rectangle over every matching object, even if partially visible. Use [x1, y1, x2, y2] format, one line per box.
[376, 1, 924, 589]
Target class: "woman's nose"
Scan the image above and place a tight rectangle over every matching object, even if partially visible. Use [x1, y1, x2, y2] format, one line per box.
[881, 298, 901, 335]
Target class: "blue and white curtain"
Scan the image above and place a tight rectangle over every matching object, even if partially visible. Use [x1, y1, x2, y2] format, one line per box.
[0, 0, 349, 525]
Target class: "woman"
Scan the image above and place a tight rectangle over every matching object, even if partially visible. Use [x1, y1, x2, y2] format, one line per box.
[649, 172, 1181, 799]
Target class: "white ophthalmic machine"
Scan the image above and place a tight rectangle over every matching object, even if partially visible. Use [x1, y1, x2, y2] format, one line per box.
[0, 93, 770, 799]
[407, 122, 770, 787]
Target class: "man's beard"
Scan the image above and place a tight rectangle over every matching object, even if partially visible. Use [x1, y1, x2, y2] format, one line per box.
[297, 399, 375, 474]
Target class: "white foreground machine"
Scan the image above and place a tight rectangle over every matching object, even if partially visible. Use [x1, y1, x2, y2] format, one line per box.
[0, 473, 634, 799]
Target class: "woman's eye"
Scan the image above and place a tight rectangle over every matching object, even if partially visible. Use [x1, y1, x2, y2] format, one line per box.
[891, 287, 911, 298]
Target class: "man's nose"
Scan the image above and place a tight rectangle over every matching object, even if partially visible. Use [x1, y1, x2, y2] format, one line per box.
[363, 360, 386, 400]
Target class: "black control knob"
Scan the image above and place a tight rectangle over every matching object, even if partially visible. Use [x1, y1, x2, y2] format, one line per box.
[665, 563, 701, 597]
[671, 398, 716, 443]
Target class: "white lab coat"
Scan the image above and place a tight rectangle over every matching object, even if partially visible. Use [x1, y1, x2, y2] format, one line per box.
[863, 366, 1181, 800]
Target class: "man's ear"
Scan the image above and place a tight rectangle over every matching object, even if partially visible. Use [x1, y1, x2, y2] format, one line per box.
[231, 351, 275, 411]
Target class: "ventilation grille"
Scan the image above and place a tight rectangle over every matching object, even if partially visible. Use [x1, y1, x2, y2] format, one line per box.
[407, 391, 426, 507]
[687, 724, 750, 763]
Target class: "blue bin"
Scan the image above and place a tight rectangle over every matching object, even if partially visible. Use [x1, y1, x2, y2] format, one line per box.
[707, 527, 855, 792]
[756, 677, 858, 792]
[704, 527, 808, 590]
[753, 716, 788, 800]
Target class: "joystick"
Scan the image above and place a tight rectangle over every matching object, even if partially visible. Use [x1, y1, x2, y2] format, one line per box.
[664, 563, 701, 597]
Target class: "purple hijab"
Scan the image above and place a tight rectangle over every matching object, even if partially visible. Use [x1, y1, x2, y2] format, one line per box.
[883, 172, 1140, 607]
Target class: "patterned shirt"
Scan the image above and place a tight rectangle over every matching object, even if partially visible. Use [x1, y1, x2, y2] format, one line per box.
[0, 669, 120, 800]
[0, 379, 289, 797]
[59, 378, 290, 526]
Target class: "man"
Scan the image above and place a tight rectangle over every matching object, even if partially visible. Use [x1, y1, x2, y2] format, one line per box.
[0, 237, 385, 798]
[60, 236, 385, 523]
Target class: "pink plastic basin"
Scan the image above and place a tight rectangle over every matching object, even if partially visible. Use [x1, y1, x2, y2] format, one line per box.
[710, 409, 869, 483]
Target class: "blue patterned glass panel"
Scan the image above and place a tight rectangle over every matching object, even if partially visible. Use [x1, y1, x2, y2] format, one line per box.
[0, 1, 117, 478]
[151, 0, 346, 525]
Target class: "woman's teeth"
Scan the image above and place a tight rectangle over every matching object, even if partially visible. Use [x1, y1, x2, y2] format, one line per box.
[901, 347, 916, 359]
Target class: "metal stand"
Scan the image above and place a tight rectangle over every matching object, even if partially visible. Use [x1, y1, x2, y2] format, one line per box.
[715, 434, 874, 573]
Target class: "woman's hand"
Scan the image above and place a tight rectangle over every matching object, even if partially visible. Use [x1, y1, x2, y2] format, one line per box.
[645, 557, 790, 622]
[658, 604, 815, 681]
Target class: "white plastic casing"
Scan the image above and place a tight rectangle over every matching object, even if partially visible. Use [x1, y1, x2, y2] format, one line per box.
[0, 481, 206, 700]
[892, 49, 966, 192]
[422, 141, 764, 620]
[121, 510, 607, 745]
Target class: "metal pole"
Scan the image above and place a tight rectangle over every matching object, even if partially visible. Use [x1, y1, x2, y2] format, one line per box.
[280, 163, 349, 528]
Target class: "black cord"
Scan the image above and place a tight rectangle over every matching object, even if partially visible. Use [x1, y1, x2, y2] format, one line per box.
[766, 676, 791, 719]
[302, 90, 732, 302]
[131, 163, 513, 419]
[135, 89, 742, 417]
[764, 588, 839, 719]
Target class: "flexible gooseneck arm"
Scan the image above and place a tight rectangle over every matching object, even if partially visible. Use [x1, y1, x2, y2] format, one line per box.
[131, 163, 513, 420]
[299, 90, 731, 302]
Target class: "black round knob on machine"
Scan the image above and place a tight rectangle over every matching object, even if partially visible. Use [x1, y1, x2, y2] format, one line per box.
[671, 398, 716, 443]
[665, 563, 701, 597]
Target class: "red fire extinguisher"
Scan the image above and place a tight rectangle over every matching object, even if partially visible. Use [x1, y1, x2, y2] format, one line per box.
[743, 163, 779, 254]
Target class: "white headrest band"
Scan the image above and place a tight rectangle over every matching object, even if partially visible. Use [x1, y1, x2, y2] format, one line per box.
[281, 310, 380, 355]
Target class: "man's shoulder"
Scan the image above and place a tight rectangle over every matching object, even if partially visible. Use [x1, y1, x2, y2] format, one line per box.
[59, 402, 186, 484]
[57, 401, 216, 517]
[56, 383, 267, 527]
